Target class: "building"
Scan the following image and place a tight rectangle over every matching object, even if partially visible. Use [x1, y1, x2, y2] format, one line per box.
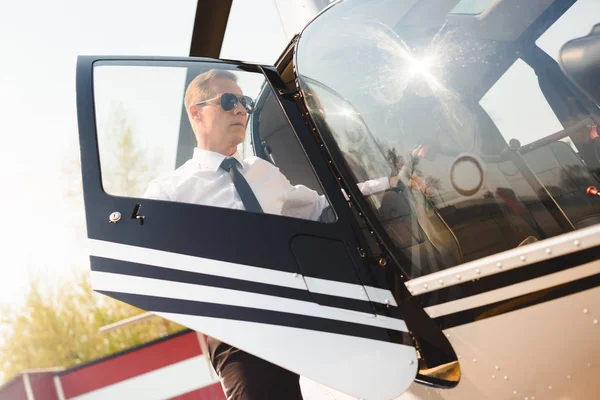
[0, 330, 225, 400]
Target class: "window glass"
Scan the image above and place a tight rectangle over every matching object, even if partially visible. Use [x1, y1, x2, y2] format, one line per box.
[536, 0, 600, 61]
[94, 61, 333, 222]
[479, 59, 565, 146]
[296, 0, 600, 278]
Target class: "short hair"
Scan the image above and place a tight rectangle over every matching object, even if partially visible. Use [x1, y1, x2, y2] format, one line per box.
[184, 69, 238, 112]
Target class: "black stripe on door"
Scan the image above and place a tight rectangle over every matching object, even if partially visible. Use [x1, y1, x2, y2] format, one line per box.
[91, 256, 401, 318]
[98, 290, 414, 346]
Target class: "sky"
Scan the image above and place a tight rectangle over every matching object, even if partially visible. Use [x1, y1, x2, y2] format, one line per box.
[0, 0, 288, 307]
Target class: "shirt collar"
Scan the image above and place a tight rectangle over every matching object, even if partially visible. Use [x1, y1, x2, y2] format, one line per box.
[193, 148, 243, 172]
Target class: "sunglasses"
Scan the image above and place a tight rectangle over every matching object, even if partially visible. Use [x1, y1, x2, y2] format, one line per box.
[196, 93, 255, 114]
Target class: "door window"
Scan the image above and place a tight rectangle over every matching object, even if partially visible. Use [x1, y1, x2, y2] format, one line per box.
[93, 61, 334, 222]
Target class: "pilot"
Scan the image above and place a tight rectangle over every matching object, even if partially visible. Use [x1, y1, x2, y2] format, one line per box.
[145, 69, 398, 399]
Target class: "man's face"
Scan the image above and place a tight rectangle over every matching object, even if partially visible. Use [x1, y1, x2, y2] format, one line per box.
[192, 77, 248, 154]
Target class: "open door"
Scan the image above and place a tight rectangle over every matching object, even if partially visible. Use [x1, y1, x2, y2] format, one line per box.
[75, 56, 433, 399]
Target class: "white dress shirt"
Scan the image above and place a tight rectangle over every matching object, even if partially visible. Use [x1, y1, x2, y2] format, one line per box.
[145, 148, 390, 221]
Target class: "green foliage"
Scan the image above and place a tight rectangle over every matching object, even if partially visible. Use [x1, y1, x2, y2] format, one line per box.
[100, 104, 161, 198]
[0, 273, 185, 383]
[0, 105, 182, 384]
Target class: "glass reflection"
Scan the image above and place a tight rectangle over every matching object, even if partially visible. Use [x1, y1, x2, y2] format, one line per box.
[296, 0, 600, 277]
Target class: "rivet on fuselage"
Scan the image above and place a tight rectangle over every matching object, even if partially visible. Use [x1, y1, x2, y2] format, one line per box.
[384, 299, 390, 305]
[495, 365, 500, 370]
[513, 390, 517, 395]
[475, 268, 481, 275]
[423, 283, 428, 289]
[584, 309, 589, 314]
[504, 376, 508, 380]
[456, 274, 462, 280]
[588, 362, 592, 368]
[472, 358, 477, 363]
[593, 319, 598, 325]
[439, 279, 444, 285]
[567, 375, 571, 379]
[293, 273, 298, 278]
[520, 256, 526, 262]
[545, 248, 552, 255]
[548, 386, 552, 390]
[574, 240, 581, 247]
[409, 360, 414, 365]
[497, 263, 503, 269]
[491, 375, 496, 379]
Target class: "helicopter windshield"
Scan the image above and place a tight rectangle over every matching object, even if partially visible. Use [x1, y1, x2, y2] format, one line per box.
[296, 0, 600, 278]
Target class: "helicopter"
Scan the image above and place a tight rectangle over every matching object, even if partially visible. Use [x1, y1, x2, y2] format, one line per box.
[75, 0, 600, 398]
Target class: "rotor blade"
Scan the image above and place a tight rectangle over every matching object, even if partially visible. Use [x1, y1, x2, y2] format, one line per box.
[189, 0, 233, 58]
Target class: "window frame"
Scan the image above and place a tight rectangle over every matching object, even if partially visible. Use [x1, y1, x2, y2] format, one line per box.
[78, 56, 371, 276]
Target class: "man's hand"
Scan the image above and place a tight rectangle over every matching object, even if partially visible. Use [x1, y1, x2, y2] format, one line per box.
[389, 168, 430, 196]
[408, 175, 430, 196]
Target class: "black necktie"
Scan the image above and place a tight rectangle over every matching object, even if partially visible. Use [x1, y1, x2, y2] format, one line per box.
[220, 157, 264, 213]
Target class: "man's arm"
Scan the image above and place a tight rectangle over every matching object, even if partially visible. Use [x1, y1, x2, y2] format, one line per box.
[281, 176, 394, 221]
[281, 184, 330, 221]
[261, 158, 400, 221]
[144, 180, 171, 201]
[357, 176, 393, 196]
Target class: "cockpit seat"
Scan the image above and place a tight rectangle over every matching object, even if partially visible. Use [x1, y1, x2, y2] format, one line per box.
[375, 189, 463, 277]
[416, 153, 542, 263]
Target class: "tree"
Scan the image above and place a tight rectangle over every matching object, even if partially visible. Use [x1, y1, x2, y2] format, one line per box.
[0, 273, 185, 382]
[98, 104, 162, 198]
[0, 105, 181, 383]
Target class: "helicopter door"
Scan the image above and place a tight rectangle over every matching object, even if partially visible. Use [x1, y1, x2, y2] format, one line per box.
[76, 56, 423, 399]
